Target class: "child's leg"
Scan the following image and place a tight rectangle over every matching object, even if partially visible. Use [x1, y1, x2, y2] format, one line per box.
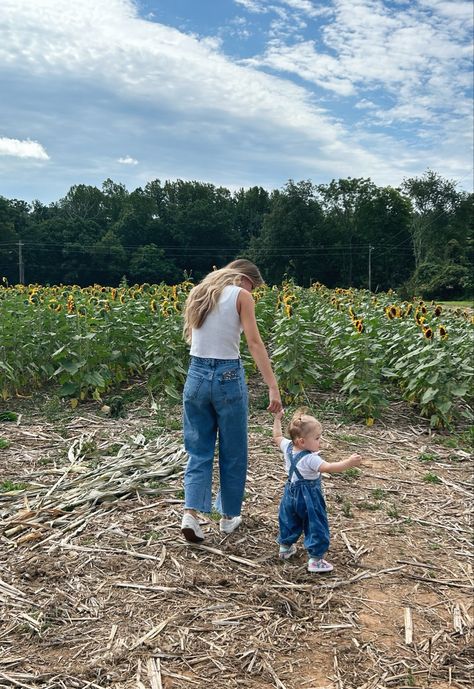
[301, 483, 330, 560]
[278, 484, 303, 550]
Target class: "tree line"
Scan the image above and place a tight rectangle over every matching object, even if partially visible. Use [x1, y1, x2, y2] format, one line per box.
[0, 170, 472, 297]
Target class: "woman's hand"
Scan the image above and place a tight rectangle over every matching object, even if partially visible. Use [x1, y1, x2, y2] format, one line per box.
[267, 387, 283, 413]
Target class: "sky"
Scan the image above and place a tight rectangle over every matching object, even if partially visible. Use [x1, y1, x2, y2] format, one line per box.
[0, 0, 472, 203]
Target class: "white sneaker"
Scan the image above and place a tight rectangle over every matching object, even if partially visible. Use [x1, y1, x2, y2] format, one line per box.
[308, 557, 333, 573]
[279, 543, 297, 560]
[181, 513, 204, 543]
[219, 516, 242, 534]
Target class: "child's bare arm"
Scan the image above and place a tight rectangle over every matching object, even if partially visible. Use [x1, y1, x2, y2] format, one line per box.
[319, 453, 362, 474]
[272, 410, 285, 448]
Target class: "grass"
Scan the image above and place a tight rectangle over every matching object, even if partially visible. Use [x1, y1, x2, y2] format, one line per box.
[438, 300, 473, 309]
[0, 439, 10, 450]
[435, 428, 474, 451]
[340, 468, 361, 481]
[422, 472, 442, 485]
[104, 443, 123, 456]
[386, 504, 400, 518]
[371, 488, 385, 500]
[145, 530, 162, 542]
[334, 433, 366, 444]
[0, 480, 28, 492]
[141, 427, 162, 442]
[358, 500, 382, 511]
[418, 452, 438, 462]
[0, 411, 18, 422]
[342, 501, 353, 518]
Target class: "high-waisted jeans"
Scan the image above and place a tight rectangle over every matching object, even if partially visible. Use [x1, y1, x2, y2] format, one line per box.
[183, 356, 248, 517]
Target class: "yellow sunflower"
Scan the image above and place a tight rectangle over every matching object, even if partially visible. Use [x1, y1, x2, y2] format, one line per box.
[423, 327, 433, 340]
[439, 325, 448, 339]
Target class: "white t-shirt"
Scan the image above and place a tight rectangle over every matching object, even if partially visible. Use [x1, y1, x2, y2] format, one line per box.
[280, 438, 324, 482]
[190, 285, 243, 359]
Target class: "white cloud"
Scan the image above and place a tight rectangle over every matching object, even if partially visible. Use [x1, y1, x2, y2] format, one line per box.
[246, 40, 354, 95]
[0, 0, 471, 193]
[278, 0, 332, 18]
[0, 136, 50, 159]
[117, 155, 138, 165]
[0, 0, 371, 167]
[250, 0, 472, 126]
[234, 0, 269, 12]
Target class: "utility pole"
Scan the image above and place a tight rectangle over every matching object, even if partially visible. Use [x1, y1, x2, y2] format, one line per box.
[18, 240, 25, 284]
[368, 244, 374, 292]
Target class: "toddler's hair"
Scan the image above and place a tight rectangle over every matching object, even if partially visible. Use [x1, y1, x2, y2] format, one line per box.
[288, 407, 322, 442]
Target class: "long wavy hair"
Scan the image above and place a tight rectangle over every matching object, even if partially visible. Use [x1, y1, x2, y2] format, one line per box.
[183, 259, 263, 343]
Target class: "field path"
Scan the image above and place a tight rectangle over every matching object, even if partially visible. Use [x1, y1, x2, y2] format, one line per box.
[1, 387, 472, 689]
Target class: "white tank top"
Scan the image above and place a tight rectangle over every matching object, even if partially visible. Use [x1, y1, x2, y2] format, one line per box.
[190, 285, 242, 359]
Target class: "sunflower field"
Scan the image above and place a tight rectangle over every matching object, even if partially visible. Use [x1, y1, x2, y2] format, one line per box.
[1, 280, 473, 427]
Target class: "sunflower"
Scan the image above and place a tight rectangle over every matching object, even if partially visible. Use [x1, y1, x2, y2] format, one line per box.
[434, 305, 442, 317]
[421, 305, 427, 315]
[390, 305, 397, 318]
[150, 299, 157, 312]
[355, 320, 364, 333]
[66, 296, 75, 314]
[439, 325, 448, 339]
[423, 327, 433, 340]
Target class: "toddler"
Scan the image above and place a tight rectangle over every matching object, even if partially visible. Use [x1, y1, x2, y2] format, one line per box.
[273, 408, 362, 572]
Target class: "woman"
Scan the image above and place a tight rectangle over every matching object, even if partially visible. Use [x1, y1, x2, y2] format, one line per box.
[181, 259, 283, 542]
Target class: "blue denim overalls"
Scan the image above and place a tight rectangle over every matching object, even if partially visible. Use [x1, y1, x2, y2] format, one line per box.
[183, 356, 248, 518]
[278, 443, 330, 559]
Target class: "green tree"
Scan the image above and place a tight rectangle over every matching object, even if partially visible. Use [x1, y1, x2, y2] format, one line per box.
[129, 244, 179, 284]
[91, 229, 127, 284]
[250, 180, 324, 285]
[233, 186, 270, 245]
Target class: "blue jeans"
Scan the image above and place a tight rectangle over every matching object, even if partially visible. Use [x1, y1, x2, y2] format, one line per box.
[278, 478, 330, 558]
[183, 357, 248, 517]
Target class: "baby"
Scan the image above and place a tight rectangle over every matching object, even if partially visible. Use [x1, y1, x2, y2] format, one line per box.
[273, 408, 362, 572]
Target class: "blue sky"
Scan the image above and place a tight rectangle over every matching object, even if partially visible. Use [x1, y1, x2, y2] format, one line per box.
[0, 0, 472, 203]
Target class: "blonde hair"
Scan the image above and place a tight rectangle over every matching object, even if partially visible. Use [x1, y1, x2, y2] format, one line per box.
[183, 259, 263, 342]
[288, 407, 322, 443]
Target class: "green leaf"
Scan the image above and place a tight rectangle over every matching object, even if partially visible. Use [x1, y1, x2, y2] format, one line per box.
[60, 359, 86, 374]
[59, 382, 79, 397]
[451, 386, 468, 397]
[421, 388, 438, 404]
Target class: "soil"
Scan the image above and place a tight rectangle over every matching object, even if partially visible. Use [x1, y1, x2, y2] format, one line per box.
[0, 383, 472, 689]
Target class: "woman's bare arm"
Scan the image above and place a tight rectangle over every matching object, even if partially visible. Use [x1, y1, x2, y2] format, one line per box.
[238, 289, 282, 413]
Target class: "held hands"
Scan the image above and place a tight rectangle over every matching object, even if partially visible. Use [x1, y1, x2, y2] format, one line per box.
[267, 387, 283, 414]
[348, 453, 362, 467]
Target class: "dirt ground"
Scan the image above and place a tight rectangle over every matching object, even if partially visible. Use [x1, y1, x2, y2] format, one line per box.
[1, 383, 473, 689]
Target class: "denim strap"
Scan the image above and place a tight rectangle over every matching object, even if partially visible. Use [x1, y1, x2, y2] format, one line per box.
[286, 442, 311, 481]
